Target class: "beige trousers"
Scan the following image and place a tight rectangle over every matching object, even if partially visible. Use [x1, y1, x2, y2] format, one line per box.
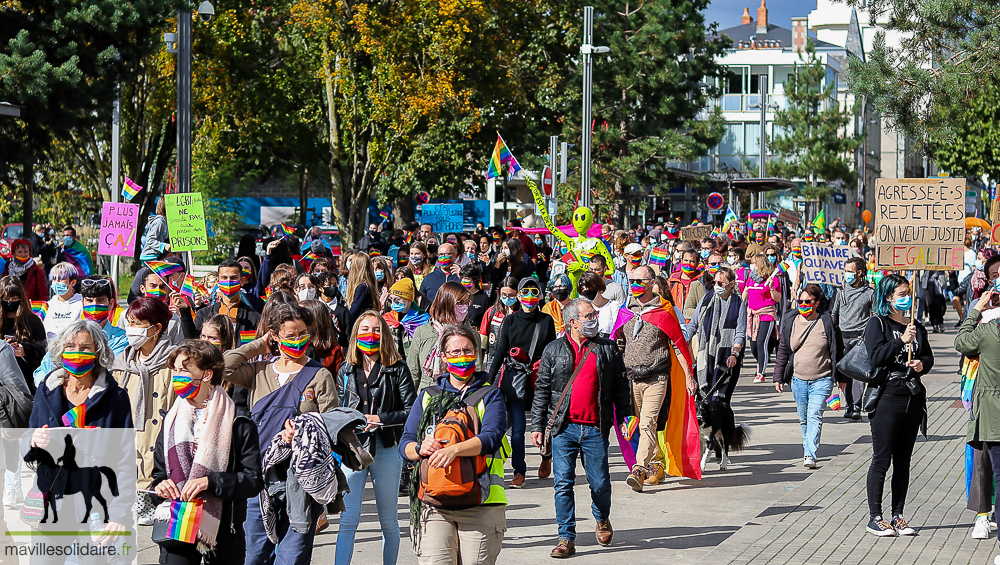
[632, 379, 668, 470]
[413, 504, 506, 565]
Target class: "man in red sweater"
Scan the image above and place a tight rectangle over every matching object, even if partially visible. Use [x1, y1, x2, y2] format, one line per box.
[531, 298, 631, 558]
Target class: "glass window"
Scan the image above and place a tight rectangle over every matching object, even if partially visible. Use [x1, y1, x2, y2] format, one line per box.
[725, 69, 745, 94]
[719, 123, 743, 156]
[746, 123, 761, 156]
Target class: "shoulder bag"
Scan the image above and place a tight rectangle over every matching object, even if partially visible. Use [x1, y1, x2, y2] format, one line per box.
[836, 317, 888, 386]
[541, 341, 596, 457]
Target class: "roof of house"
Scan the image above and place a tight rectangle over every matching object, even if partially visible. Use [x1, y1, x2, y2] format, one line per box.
[716, 22, 840, 50]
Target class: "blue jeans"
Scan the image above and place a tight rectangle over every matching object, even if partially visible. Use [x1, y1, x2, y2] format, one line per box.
[335, 445, 403, 565]
[245, 494, 322, 565]
[551, 423, 612, 541]
[508, 398, 528, 476]
[791, 376, 833, 459]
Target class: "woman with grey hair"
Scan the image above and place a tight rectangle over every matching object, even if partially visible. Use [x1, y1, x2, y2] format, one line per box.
[28, 319, 133, 429]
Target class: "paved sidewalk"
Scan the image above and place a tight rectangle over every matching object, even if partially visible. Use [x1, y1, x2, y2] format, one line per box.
[135, 320, 987, 565]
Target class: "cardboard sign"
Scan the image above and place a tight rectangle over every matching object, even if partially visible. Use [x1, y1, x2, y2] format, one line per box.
[874, 178, 965, 271]
[991, 198, 1000, 246]
[165, 193, 209, 252]
[777, 207, 802, 226]
[801, 243, 851, 286]
[681, 225, 713, 241]
[97, 202, 140, 257]
[420, 203, 464, 233]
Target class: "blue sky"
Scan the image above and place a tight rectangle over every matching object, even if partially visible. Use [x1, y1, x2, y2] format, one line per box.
[705, 0, 817, 30]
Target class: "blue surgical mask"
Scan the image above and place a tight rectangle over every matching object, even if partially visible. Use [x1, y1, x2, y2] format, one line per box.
[374, 270, 385, 281]
[466, 252, 475, 261]
[976, 260, 985, 269]
[767, 255, 777, 264]
[893, 295, 913, 312]
[843, 272, 856, 285]
[500, 296, 517, 307]
[700, 250, 710, 259]
[51, 281, 69, 296]
[993, 278, 1000, 293]
[390, 300, 407, 313]
[62, 236, 73, 247]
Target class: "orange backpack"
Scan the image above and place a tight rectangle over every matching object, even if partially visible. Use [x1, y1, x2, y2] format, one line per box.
[417, 385, 494, 507]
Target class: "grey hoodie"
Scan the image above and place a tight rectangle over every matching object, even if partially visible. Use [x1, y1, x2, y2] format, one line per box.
[831, 283, 875, 334]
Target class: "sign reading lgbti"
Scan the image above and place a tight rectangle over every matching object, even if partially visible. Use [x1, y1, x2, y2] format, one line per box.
[681, 225, 713, 241]
[165, 193, 209, 252]
[801, 243, 850, 286]
[420, 203, 464, 233]
[874, 178, 966, 271]
[98, 202, 140, 257]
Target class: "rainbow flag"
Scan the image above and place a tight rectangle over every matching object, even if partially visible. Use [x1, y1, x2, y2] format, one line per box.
[649, 246, 669, 267]
[766, 215, 775, 235]
[30, 301, 48, 321]
[145, 261, 184, 288]
[710, 226, 721, 239]
[826, 392, 842, 411]
[280, 223, 295, 237]
[486, 133, 522, 179]
[179, 274, 196, 301]
[239, 331, 256, 345]
[61, 404, 85, 428]
[167, 499, 202, 544]
[122, 177, 144, 201]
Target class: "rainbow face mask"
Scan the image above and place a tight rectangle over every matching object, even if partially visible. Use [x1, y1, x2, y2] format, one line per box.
[62, 351, 96, 378]
[628, 255, 642, 267]
[791, 247, 802, 258]
[461, 279, 475, 290]
[279, 334, 311, 359]
[679, 263, 699, 276]
[437, 255, 454, 269]
[172, 374, 201, 399]
[797, 302, 816, 317]
[629, 281, 648, 298]
[13, 254, 32, 265]
[218, 280, 241, 297]
[445, 354, 476, 381]
[519, 294, 540, 309]
[145, 287, 168, 301]
[803, 233, 814, 242]
[357, 331, 380, 354]
[707, 264, 721, 275]
[82, 303, 111, 325]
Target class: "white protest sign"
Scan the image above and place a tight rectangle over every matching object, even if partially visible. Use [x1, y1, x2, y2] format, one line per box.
[874, 178, 965, 271]
[801, 243, 851, 286]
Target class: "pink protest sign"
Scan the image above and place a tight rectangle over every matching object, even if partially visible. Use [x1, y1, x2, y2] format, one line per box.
[98, 202, 140, 257]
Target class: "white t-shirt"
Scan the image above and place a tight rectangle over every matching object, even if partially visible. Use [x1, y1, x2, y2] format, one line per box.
[44, 294, 83, 340]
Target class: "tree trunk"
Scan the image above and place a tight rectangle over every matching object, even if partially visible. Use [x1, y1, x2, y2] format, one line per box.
[298, 165, 308, 226]
[393, 195, 414, 226]
[322, 41, 352, 249]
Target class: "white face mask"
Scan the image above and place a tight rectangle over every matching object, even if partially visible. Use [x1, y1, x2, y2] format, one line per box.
[578, 318, 600, 338]
[298, 288, 317, 302]
[126, 326, 152, 349]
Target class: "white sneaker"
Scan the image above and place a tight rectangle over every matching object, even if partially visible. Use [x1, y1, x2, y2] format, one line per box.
[3, 487, 15, 509]
[753, 373, 766, 384]
[993, 554, 1000, 565]
[803, 456, 817, 469]
[138, 515, 154, 526]
[973, 515, 992, 539]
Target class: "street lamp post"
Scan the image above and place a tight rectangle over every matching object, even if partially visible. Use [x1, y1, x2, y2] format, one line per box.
[579, 6, 609, 209]
[176, 10, 192, 194]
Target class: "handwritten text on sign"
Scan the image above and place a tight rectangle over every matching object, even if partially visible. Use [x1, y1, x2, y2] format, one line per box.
[98, 202, 139, 257]
[681, 225, 713, 241]
[420, 203, 464, 233]
[165, 193, 209, 252]
[801, 243, 850, 286]
[874, 178, 965, 270]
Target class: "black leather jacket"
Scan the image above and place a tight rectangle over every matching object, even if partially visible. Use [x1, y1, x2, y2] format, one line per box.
[338, 359, 417, 448]
[530, 335, 631, 439]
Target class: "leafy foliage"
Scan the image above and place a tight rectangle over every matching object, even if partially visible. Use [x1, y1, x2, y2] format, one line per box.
[846, 0, 1000, 153]
[931, 80, 1000, 182]
[768, 44, 861, 197]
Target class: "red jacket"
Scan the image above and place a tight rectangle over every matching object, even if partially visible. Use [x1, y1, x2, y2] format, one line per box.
[4, 262, 47, 302]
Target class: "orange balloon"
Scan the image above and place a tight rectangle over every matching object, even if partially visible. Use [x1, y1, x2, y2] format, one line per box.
[862, 209, 872, 224]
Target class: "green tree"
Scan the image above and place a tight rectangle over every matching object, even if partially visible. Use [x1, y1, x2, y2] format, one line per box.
[566, 0, 728, 220]
[845, 0, 1000, 152]
[768, 44, 861, 201]
[931, 80, 1000, 181]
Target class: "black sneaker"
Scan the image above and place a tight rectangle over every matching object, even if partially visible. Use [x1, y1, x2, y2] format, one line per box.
[866, 515, 896, 537]
[891, 515, 916, 536]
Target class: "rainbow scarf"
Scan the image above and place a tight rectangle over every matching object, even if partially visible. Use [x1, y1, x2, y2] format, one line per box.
[357, 332, 380, 354]
[167, 499, 203, 544]
[239, 331, 256, 345]
[62, 350, 97, 378]
[445, 354, 476, 381]
[31, 301, 48, 321]
[62, 403, 86, 428]
[279, 335, 310, 359]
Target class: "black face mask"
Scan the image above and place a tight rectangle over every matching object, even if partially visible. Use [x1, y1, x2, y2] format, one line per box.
[369, 230, 379, 237]
[551, 287, 570, 301]
[580, 289, 599, 301]
[1, 300, 19, 312]
[322, 286, 339, 299]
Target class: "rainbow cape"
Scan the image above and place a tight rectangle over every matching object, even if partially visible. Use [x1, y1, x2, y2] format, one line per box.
[62, 240, 94, 278]
[613, 306, 701, 480]
[30, 301, 48, 321]
[167, 499, 202, 544]
[62, 404, 85, 428]
[382, 307, 429, 338]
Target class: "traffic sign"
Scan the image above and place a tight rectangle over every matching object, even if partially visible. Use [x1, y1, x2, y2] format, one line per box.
[542, 166, 553, 197]
[707, 192, 724, 210]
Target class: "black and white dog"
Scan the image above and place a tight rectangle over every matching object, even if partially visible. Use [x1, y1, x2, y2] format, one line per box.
[696, 372, 751, 471]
